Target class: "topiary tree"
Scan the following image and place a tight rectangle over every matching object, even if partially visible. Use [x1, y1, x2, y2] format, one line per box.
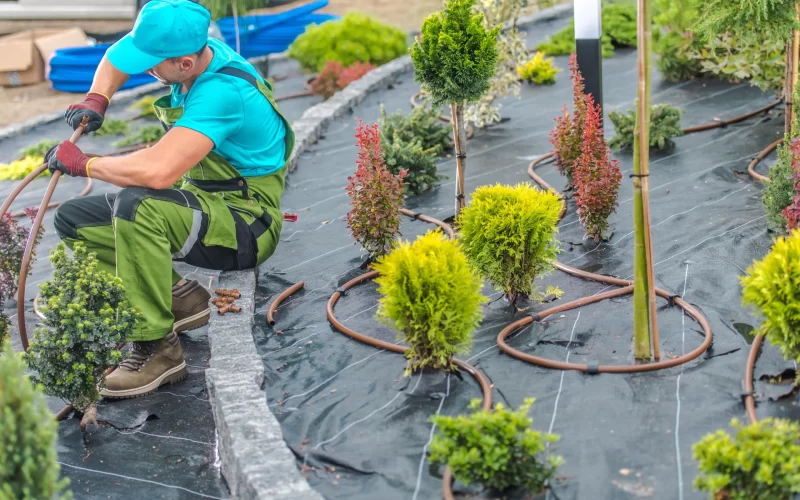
[429, 398, 562, 494]
[411, 0, 500, 217]
[549, 55, 589, 186]
[608, 104, 683, 151]
[346, 121, 407, 259]
[693, 418, 800, 500]
[575, 101, 623, 243]
[740, 229, 800, 364]
[464, 0, 529, 128]
[373, 231, 486, 374]
[288, 13, 407, 72]
[1, 340, 71, 500]
[457, 183, 562, 305]
[23, 243, 140, 430]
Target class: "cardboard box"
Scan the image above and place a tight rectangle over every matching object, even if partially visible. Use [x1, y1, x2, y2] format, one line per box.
[0, 28, 87, 86]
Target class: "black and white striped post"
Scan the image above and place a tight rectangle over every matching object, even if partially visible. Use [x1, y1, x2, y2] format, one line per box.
[574, 0, 603, 114]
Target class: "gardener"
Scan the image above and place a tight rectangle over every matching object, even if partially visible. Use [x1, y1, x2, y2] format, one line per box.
[46, 0, 294, 399]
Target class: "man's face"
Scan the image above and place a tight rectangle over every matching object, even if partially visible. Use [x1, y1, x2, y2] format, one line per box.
[147, 56, 195, 85]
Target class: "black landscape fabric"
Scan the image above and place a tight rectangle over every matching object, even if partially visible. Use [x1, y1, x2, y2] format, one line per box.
[253, 31, 799, 500]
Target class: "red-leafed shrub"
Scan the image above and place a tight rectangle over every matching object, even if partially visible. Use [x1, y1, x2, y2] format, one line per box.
[548, 55, 589, 185]
[0, 208, 43, 301]
[574, 100, 622, 243]
[310, 61, 376, 100]
[346, 121, 407, 258]
[781, 137, 800, 231]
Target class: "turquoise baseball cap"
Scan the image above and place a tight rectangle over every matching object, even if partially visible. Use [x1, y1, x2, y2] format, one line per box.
[107, 0, 211, 75]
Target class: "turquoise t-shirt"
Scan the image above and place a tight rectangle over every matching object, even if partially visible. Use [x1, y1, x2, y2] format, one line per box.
[171, 38, 286, 177]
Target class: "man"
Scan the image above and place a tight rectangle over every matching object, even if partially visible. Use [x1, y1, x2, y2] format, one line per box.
[48, 0, 294, 398]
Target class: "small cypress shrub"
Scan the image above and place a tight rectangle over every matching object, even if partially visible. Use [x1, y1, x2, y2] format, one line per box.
[693, 418, 800, 500]
[740, 229, 800, 363]
[94, 118, 130, 137]
[382, 134, 445, 196]
[0, 209, 44, 302]
[309, 61, 376, 100]
[761, 138, 795, 234]
[517, 52, 560, 85]
[574, 100, 622, 243]
[288, 13, 407, 72]
[0, 340, 71, 500]
[549, 55, 589, 184]
[113, 125, 165, 148]
[373, 231, 486, 374]
[429, 398, 562, 493]
[380, 103, 452, 153]
[345, 121, 407, 258]
[457, 183, 562, 304]
[608, 104, 683, 151]
[23, 243, 140, 414]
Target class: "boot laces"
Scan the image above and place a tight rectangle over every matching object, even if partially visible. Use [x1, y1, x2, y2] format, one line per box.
[119, 341, 155, 371]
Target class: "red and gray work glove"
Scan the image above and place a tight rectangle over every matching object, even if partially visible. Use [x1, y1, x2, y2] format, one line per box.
[45, 141, 91, 177]
[64, 93, 109, 133]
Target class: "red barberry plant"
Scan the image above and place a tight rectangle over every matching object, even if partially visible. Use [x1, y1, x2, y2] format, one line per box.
[346, 121, 407, 258]
[574, 100, 622, 243]
[310, 61, 376, 100]
[0, 208, 43, 301]
[548, 55, 589, 185]
[781, 137, 800, 231]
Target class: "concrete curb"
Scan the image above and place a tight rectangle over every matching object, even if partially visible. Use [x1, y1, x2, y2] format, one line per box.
[205, 270, 323, 500]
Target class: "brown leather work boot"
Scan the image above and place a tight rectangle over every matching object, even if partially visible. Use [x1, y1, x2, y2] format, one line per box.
[100, 331, 188, 399]
[172, 279, 210, 333]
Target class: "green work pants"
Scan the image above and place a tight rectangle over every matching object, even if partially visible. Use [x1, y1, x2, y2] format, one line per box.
[53, 187, 281, 341]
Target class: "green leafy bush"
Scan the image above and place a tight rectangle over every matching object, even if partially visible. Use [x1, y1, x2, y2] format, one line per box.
[113, 125, 165, 147]
[740, 229, 800, 363]
[23, 243, 140, 412]
[1, 340, 71, 500]
[411, 0, 501, 107]
[536, 25, 614, 58]
[18, 139, 58, 159]
[697, 34, 786, 93]
[762, 139, 795, 234]
[380, 103, 452, 153]
[608, 104, 683, 151]
[382, 134, 445, 196]
[429, 398, 562, 493]
[373, 231, 486, 374]
[94, 118, 130, 137]
[517, 51, 560, 84]
[288, 13, 407, 72]
[535, 2, 636, 58]
[458, 183, 562, 303]
[653, 30, 705, 82]
[694, 418, 800, 500]
[129, 95, 158, 120]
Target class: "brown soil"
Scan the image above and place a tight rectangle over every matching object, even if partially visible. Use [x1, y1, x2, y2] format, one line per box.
[0, 0, 449, 128]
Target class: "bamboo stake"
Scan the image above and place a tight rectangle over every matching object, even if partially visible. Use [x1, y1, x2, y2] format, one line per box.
[451, 103, 467, 217]
[632, 0, 652, 359]
[792, 6, 800, 134]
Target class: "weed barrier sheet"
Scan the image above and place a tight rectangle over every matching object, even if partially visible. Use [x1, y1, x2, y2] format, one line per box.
[254, 35, 800, 500]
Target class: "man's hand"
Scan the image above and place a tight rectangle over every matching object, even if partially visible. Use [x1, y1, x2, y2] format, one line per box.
[45, 142, 91, 177]
[64, 93, 110, 133]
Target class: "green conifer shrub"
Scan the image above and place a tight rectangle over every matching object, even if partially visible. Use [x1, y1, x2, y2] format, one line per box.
[740, 229, 800, 363]
[0, 340, 71, 500]
[693, 418, 800, 500]
[457, 183, 562, 303]
[429, 398, 562, 493]
[288, 13, 407, 72]
[608, 104, 683, 151]
[23, 243, 140, 413]
[382, 134, 445, 196]
[517, 52, 560, 85]
[761, 139, 795, 234]
[411, 0, 500, 108]
[373, 231, 486, 374]
[94, 118, 130, 137]
[379, 103, 452, 153]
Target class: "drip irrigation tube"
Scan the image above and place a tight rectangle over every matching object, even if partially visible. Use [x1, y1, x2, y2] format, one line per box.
[267, 281, 305, 325]
[743, 334, 764, 425]
[747, 138, 783, 183]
